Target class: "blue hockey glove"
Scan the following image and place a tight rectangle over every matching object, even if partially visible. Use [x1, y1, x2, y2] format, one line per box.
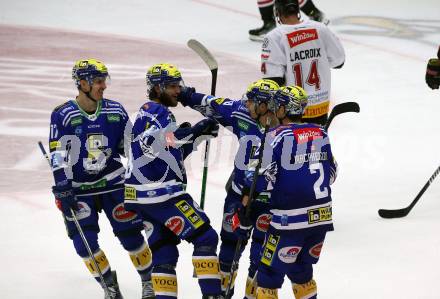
[231, 202, 252, 240]
[192, 118, 219, 138]
[52, 185, 78, 217]
[177, 86, 196, 104]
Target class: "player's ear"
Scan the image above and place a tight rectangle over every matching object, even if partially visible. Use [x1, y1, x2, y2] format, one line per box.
[79, 79, 89, 90]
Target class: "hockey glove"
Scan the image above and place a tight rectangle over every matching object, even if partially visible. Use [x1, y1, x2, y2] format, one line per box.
[192, 118, 219, 138]
[52, 185, 78, 217]
[231, 202, 253, 240]
[177, 86, 196, 104]
[426, 58, 440, 90]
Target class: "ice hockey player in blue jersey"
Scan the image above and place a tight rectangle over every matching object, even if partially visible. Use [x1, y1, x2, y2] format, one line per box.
[177, 79, 280, 298]
[123, 63, 223, 299]
[240, 85, 337, 299]
[49, 59, 154, 299]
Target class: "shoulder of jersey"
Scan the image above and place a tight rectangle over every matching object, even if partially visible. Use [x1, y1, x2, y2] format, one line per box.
[52, 100, 75, 115]
[102, 98, 123, 109]
[140, 101, 167, 114]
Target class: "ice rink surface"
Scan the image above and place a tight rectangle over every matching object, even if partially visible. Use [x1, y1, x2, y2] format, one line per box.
[0, 0, 440, 298]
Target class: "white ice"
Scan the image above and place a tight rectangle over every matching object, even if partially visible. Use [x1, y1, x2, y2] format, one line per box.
[1, 0, 440, 298]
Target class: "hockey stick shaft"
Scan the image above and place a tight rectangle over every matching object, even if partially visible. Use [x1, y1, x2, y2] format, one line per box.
[378, 165, 440, 218]
[187, 39, 218, 209]
[38, 141, 111, 296]
[225, 120, 271, 299]
[325, 101, 360, 130]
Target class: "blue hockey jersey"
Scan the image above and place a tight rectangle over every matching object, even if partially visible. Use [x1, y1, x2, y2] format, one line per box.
[180, 92, 267, 197]
[247, 123, 338, 231]
[124, 101, 196, 205]
[49, 99, 128, 195]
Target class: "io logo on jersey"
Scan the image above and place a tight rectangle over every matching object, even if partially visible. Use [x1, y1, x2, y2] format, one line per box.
[256, 214, 272, 232]
[278, 246, 301, 263]
[287, 29, 318, 48]
[113, 203, 138, 222]
[165, 216, 185, 236]
[309, 242, 323, 258]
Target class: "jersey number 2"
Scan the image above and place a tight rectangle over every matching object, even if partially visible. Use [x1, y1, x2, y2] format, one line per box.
[310, 163, 328, 199]
[293, 60, 320, 90]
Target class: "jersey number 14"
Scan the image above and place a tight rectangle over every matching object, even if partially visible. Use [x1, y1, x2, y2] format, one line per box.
[293, 60, 320, 90]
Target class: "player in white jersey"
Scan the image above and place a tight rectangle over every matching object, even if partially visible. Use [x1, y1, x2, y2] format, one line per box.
[260, 0, 345, 125]
[249, 0, 329, 42]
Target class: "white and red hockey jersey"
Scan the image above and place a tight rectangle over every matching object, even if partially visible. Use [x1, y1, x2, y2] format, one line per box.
[261, 20, 345, 119]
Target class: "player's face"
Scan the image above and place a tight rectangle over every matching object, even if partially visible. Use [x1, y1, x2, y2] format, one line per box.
[246, 99, 259, 119]
[89, 77, 107, 101]
[160, 82, 181, 107]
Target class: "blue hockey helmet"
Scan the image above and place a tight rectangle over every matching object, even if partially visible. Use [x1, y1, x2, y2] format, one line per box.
[273, 85, 308, 116]
[72, 59, 109, 88]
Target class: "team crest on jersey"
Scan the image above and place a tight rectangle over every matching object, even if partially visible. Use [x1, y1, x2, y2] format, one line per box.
[112, 203, 138, 222]
[287, 28, 318, 48]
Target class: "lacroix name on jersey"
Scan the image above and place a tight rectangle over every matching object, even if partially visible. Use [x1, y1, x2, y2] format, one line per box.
[293, 127, 322, 144]
[287, 29, 318, 48]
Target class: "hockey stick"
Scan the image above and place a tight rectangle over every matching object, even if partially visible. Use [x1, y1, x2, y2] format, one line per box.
[378, 165, 440, 219]
[37, 141, 111, 297]
[225, 119, 271, 299]
[187, 39, 218, 210]
[324, 101, 360, 131]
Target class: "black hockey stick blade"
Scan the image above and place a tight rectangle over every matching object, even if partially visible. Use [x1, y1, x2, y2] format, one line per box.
[378, 165, 440, 219]
[325, 102, 360, 131]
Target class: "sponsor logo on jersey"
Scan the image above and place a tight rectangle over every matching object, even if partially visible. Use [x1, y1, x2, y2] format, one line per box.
[70, 116, 82, 126]
[107, 114, 120, 122]
[309, 242, 323, 258]
[215, 97, 225, 105]
[278, 246, 301, 263]
[88, 124, 100, 128]
[307, 206, 332, 224]
[107, 102, 120, 107]
[79, 178, 107, 191]
[143, 221, 154, 239]
[175, 200, 204, 229]
[303, 101, 330, 118]
[293, 151, 328, 164]
[113, 203, 138, 222]
[293, 127, 323, 144]
[60, 105, 74, 116]
[261, 234, 280, 266]
[237, 120, 250, 131]
[125, 186, 137, 200]
[49, 141, 61, 150]
[65, 201, 91, 221]
[165, 216, 185, 235]
[256, 214, 272, 232]
[287, 29, 318, 48]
